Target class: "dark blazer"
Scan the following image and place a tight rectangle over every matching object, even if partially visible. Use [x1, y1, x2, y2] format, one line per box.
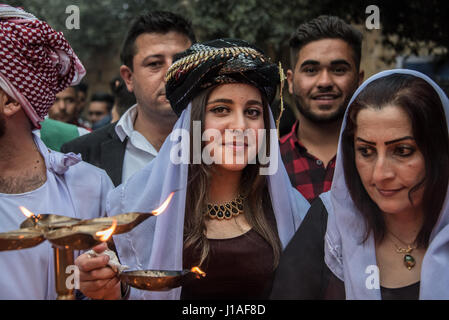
[61, 122, 126, 186]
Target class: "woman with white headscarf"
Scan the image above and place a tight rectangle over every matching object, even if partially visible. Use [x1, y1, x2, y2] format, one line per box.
[76, 39, 310, 300]
[271, 69, 449, 300]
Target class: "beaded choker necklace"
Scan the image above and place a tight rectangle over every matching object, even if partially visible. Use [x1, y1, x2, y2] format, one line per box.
[205, 194, 245, 220]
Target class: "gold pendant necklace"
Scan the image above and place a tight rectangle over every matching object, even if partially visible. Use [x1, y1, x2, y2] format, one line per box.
[388, 231, 417, 270]
[205, 194, 244, 220]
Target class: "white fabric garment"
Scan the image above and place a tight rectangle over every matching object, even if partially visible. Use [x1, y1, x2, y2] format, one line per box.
[322, 69, 449, 299]
[0, 134, 114, 299]
[0, 4, 37, 20]
[115, 105, 158, 182]
[108, 103, 310, 300]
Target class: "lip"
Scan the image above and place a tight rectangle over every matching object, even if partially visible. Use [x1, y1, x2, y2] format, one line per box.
[159, 95, 169, 103]
[224, 142, 248, 146]
[311, 94, 341, 105]
[312, 93, 340, 100]
[223, 142, 248, 150]
[376, 187, 404, 197]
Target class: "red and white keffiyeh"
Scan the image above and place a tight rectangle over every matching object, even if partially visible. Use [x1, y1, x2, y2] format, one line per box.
[0, 5, 85, 128]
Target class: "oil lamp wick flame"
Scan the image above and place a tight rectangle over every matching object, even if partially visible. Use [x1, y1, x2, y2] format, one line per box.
[191, 266, 206, 278]
[151, 192, 175, 216]
[96, 220, 117, 242]
[19, 206, 40, 222]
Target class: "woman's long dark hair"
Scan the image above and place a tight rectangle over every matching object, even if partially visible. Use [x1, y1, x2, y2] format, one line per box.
[342, 74, 449, 248]
[183, 85, 281, 268]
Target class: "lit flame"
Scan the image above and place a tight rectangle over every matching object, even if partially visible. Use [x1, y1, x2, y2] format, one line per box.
[19, 206, 41, 222]
[151, 192, 175, 216]
[191, 266, 206, 278]
[19, 206, 35, 218]
[95, 220, 117, 242]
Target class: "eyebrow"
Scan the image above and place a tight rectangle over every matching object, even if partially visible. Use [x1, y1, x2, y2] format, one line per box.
[356, 136, 415, 145]
[299, 60, 319, 68]
[207, 98, 233, 105]
[142, 54, 164, 64]
[207, 98, 263, 107]
[330, 59, 351, 67]
[385, 136, 415, 145]
[299, 59, 352, 69]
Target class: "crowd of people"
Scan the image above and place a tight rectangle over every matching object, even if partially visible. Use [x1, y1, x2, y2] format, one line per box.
[0, 4, 448, 300]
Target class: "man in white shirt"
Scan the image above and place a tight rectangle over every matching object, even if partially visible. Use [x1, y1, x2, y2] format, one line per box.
[115, 105, 158, 182]
[0, 5, 114, 299]
[61, 11, 196, 186]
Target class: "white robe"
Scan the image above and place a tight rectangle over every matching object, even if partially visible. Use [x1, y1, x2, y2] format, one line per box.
[0, 134, 114, 299]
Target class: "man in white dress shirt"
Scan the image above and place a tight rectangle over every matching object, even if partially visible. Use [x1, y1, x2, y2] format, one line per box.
[61, 11, 196, 185]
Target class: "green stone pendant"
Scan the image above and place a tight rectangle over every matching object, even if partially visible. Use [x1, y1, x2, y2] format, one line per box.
[404, 254, 416, 270]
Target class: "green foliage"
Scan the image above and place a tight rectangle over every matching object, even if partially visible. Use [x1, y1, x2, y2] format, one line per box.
[8, 0, 185, 62]
[371, 1, 449, 58]
[7, 0, 449, 65]
[185, 0, 359, 59]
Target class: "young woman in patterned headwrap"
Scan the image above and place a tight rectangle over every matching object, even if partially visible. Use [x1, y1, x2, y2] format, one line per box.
[76, 39, 310, 300]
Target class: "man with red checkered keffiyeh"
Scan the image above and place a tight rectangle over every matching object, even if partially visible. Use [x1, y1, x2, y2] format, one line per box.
[0, 5, 114, 299]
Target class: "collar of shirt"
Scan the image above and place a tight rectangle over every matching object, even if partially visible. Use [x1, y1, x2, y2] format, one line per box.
[280, 120, 306, 150]
[280, 120, 336, 164]
[115, 104, 158, 157]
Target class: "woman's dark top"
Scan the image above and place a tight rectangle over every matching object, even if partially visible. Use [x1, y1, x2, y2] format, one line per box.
[181, 228, 275, 300]
[381, 282, 420, 300]
[270, 198, 420, 300]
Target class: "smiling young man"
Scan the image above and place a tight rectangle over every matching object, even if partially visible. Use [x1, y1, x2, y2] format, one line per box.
[61, 11, 196, 186]
[280, 15, 364, 202]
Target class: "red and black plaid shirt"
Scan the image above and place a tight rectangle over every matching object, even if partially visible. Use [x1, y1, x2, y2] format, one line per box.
[280, 121, 336, 203]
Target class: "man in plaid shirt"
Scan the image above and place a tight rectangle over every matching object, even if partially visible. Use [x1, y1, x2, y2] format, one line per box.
[280, 16, 364, 203]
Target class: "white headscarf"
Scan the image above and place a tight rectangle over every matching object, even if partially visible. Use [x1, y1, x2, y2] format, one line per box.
[322, 69, 449, 299]
[107, 102, 310, 299]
